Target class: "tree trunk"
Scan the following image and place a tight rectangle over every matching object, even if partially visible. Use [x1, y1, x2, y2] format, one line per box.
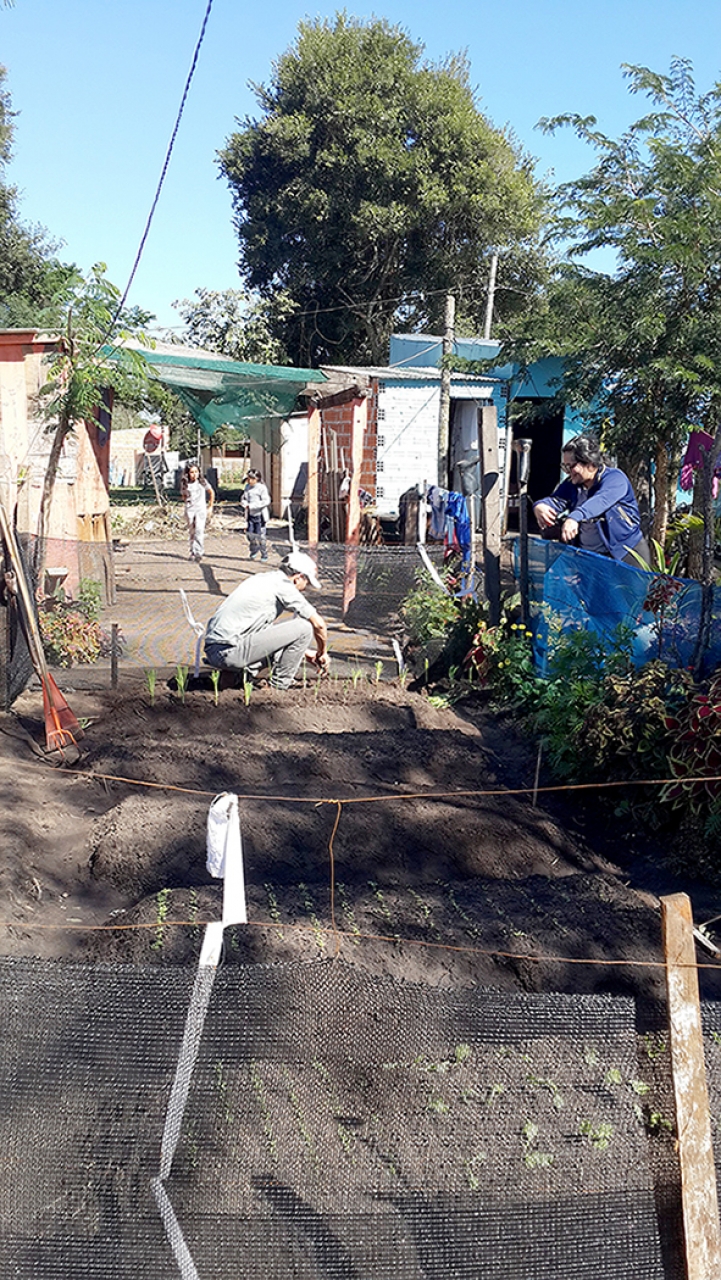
[687, 474, 705, 581]
[691, 418, 721, 675]
[651, 440, 669, 546]
[32, 415, 71, 588]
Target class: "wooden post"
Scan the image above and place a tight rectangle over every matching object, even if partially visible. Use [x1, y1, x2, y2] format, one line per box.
[110, 622, 119, 689]
[479, 404, 501, 625]
[103, 510, 117, 605]
[342, 396, 366, 617]
[501, 388, 513, 537]
[437, 294, 455, 486]
[661, 892, 721, 1280]
[144, 450, 165, 508]
[307, 405, 320, 547]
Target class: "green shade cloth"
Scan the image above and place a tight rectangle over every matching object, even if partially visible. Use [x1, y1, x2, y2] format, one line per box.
[103, 344, 325, 439]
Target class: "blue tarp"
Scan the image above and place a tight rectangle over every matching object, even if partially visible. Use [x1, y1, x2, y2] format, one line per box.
[522, 539, 721, 675]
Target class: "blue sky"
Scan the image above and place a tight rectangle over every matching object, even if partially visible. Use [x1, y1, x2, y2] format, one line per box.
[3, 0, 721, 332]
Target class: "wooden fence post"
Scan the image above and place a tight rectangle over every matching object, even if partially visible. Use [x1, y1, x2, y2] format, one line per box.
[342, 396, 366, 617]
[307, 405, 320, 548]
[661, 892, 721, 1280]
[479, 403, 501, 625]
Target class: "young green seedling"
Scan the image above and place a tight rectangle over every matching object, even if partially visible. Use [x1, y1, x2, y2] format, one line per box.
[175, 664, 189, 705]
[144, 667, 157, 706]
[210, 667, 220, 707]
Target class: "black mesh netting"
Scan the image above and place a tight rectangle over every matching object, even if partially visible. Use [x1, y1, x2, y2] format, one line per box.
[0, 535, 35, 711]
[0, 957, 696, 1279]
[309, 542, 450, 636]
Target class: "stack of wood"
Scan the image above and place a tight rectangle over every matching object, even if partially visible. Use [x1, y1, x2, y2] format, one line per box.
[321, 426, 347, 542]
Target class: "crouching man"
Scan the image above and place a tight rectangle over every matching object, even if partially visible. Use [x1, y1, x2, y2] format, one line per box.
[204, 551, 329, 690]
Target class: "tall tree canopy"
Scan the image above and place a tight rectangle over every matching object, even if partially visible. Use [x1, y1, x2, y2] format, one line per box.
[534, 59, 721, 544]
[0, 65, 75, 325]
[219, 14, 547, 367]
[173, 286, 293, 365]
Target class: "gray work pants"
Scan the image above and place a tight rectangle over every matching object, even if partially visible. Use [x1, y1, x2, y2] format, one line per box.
[205, 617, 313, 689]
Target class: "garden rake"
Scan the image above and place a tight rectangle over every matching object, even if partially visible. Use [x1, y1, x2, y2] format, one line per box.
[0, 498, 83, 754]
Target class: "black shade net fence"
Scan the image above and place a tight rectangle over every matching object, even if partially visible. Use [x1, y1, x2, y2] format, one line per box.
[0, 956, 701, 1280]
[305, 542, 460, 638]
[0, 536, 35, 712]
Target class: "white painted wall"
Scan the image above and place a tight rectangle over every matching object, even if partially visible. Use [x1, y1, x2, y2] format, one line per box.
[375, 381, 440, 515]
[279, 414, 308, 515]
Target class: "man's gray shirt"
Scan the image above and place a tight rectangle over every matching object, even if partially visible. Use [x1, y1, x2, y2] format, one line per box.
[205, 570, 315, 646]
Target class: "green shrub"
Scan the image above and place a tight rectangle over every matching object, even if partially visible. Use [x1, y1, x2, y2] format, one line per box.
[467, 620, 539, 708]
[579, 661, 693, 782]
[401, 569, 461, 646]
[39, 608, 105, 667]
[663, 673, 721, 822]
[77, 577, 102, 622]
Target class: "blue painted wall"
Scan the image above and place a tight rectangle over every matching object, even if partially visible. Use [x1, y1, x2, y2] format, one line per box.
[389, 336, 590, 451]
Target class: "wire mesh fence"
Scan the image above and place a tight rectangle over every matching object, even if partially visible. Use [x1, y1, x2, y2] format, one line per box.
[0, 955, 701, 1279]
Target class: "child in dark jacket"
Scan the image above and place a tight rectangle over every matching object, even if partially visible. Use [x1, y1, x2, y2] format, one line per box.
[241, 469, 271, 561]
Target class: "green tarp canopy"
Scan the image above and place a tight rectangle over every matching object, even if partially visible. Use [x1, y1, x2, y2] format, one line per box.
[103, 343, 325, 440]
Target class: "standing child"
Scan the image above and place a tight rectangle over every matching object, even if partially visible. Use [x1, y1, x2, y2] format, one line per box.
[241, 469, 271, 561]
[181, 461, 215, 562]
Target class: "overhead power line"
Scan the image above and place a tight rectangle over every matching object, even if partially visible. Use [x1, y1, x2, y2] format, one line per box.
[114, 0, 215, 322]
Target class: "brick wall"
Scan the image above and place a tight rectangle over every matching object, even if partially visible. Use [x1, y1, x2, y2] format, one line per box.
[319, 385, 378, 504]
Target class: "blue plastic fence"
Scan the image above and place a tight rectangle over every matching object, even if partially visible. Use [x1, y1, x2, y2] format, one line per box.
[522, 539, 721, 675]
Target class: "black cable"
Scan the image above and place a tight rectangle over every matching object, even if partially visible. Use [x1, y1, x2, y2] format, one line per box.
[102, 0, 215, 344]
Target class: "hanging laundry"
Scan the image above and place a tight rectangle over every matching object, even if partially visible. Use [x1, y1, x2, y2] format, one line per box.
[446, 491, 472, 566]
[427, 486, 472, 568]
[680, 430, 721, 498]
[426, 485, 448, 539]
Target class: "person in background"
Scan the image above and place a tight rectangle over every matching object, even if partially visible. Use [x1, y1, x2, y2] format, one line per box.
[181, 460, 215, 562]
[533, 434, 650, 566]
[204, 552, 329, 690]
[241, 468, 271, 561]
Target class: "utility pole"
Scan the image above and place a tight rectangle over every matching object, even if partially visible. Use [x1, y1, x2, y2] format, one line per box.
[483, 253, 498, 341]
[437, 294, 455, 486]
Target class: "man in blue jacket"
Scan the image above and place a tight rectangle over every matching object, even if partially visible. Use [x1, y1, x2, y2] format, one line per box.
[533, 434, 650, 566]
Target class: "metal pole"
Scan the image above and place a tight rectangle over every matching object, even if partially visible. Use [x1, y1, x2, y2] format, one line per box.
[514, 438, 532, 624]
[437, 294, 455, 486]
[110, 622, 119, 689]
[483, 253, 499, 341]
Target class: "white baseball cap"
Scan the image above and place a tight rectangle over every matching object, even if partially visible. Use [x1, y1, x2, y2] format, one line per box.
[282, 551, 321, 589]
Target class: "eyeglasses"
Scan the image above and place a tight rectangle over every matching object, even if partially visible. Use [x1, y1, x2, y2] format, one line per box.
[561, 460, 578, 473]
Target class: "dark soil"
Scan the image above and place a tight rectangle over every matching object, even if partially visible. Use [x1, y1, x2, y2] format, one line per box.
[3, 672, 719, 1009]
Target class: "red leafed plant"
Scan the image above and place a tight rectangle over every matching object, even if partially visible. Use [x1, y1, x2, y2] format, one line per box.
[662, 674, 721, 814]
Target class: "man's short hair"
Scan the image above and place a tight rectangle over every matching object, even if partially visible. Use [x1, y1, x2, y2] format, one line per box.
[563, 434, 602, 468]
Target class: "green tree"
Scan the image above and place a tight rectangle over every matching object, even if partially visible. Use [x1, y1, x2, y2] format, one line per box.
[0, 65, 75, 325]
[173, 286, 294, 365]
[218, 13, 546, 366]
[35, 264, 151, 578]
[537, 59, 721, 554]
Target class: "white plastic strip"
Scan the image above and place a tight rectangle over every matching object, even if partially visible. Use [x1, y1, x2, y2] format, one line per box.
[152, 1177, 201, 1280]
[222, 796, 248, 926]
[391, 637, 405, 674]
[159, 947, 217, 1179]
[417, 542, 451, 594]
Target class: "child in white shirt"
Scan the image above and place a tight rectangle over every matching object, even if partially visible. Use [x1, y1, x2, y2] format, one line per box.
[181, 461, 215, 561]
